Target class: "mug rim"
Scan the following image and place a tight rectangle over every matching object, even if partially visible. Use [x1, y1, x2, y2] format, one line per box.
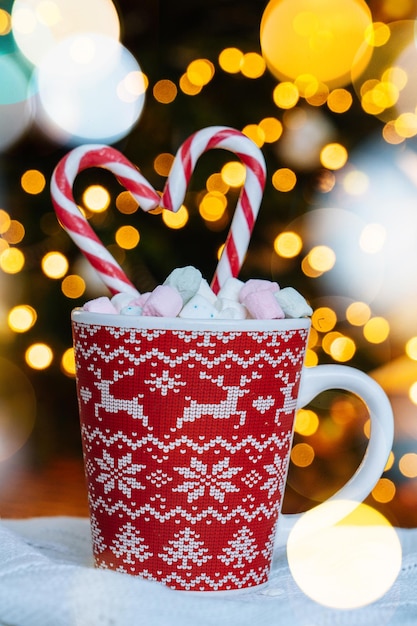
[71, 308, 311, 332]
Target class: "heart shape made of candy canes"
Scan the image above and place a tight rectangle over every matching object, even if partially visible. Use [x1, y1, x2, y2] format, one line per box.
[50, 126, 266, 296]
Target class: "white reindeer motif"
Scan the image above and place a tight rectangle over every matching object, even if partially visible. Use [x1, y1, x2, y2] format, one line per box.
[176, 371, 260, 429]
[94, 368, 149, 426]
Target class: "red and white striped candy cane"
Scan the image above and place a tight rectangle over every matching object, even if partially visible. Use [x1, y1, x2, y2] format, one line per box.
[161, 126, 266, 294]
[51, 144, 160, 296]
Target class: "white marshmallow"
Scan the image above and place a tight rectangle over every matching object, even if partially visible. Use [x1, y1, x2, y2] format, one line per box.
[215, 297, 247, 319]
[179, 294, 218, 319]
[274, 287, 313, 318]
[197, 278, 217, 304]
[111, 292, 136, 312]
[163, 265, 202, 304]
[217, 277, 244, 302]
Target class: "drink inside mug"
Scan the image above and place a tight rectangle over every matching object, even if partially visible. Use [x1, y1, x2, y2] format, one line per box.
[71, 311, 393, 592]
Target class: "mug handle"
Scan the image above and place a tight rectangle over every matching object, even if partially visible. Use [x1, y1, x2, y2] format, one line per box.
[276, 363, 394, 545]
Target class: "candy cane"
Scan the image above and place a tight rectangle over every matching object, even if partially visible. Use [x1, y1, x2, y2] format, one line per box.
[51, 144, 160, 296]
[160, 126, 266, 294]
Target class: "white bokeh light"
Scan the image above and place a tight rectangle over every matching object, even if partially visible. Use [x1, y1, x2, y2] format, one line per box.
[11, 0, 120, 66]
[33, 33, 146, 145]
[0, 52, 33, 151]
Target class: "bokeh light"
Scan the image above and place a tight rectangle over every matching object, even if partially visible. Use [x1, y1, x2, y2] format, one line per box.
[287, 500, 402, 609]
[25, 342, 53, 370]
[21, 168, 46, 194]
[34, 33, 146, 144]
[83, 185, 111, 213]
[7, 305, 37, 332]
[0, 50, 33, 152]
[260, 0, 373, 88]
[41, 251, 68, 278]
[11, 0, 120, 66]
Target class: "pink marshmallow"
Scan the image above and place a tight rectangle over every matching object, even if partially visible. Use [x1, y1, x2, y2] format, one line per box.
[129, 292, 151, 307]
[83, 296, 118, 314]
[238, 279, 280, 303]
[141, 285, 183, 317]
[242, 290, 285, 320]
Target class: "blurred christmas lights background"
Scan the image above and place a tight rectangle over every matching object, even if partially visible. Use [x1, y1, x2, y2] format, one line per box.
[1, 0, 417, 525]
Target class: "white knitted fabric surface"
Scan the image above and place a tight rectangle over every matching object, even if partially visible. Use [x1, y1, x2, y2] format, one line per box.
[0, 517, 416, 626]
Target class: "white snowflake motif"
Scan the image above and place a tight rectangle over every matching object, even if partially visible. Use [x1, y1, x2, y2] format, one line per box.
[95, 450, 145, 497]
[173, 456, 242, 503]
[145, 369, 186, 395]
[260, 453, 285, 499]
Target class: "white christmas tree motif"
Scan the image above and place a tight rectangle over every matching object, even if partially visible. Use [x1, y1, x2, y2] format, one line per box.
[110, 522, 153, 565]
[159, 527, 212, 570]
[173, 456, 242, 503]
[95, 450, 146, 497]
[260, 453, 285, 499]
[217, 526, 259, 568]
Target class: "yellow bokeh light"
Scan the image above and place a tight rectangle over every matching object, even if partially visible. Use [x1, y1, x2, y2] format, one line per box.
[61, 274, 86, 299]
[342, 170, 369, 195]
[242, 124, 265, 147]
[346, 301, 371, 326]
[405, 336, 417, 361]
[206, 173, 229, 194]
[272, 167, 297, 192]
[363, 317, 390, 343]
[399, 452, 417, 478]
[274, 231, 302, 258]
[240, 52, 265, 78]
[0, 9, 11, 35]
[199, 192, 227, 222]
[384, 451, 395, 472]
[41, 251, 69, 279]
[308, 245, 336, 272]
[364, 21, 391, 47]
[372, 478, 396, 503]
[162, 205, 189, 229]
[322, 331, 343, 355]
[329, 336, 356, 362]
[320, 143, 348, 170]
[61, 347, 76, 377]
[8, 305, 37, 333]
[395, 112, 417, 138]
[154, 153, 174, 177]
[382, 120, 405, 145]
[307, 326, 319, 349]
[259, 117, 283, 142]
[273, 81, 299, 109]
[301, 254, 323, 278]
[327, 88, 353, 113]
[312, 307, 337, 333]
[115, 225, 140, 250]
[186, 59, 214, 86]
[218, 47, 243, 74]
[153, 79, 177, 104]
[0, 248, 25, 273]
[25, 343, 53, 370]
[409, 381, 417, 405]
[291, 442, 315, 467]
[2, 220, 25, 244]
[221, 161, 246, 187]
[287, 500, 402, 610]
[260, 0, 373, 88]
[0, 209, 11, 234]
[21, 169, 46, 194]
[294, 409, 319, 436]
[83, 185, 111, 213]
[179, 73, 202, 95]
[304, 348, 319, 367]
[116, 191, 139, 215]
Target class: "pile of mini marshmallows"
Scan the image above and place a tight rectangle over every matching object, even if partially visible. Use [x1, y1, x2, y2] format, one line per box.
[82, 266, 312, 320]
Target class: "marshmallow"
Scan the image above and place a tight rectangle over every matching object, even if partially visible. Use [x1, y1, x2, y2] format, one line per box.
[275, 287, 313, 318]
[215, 297, 247, 320]
[120, 305, 143, 316]
[111, 292, 136, 312]
[83, 296, 118, 314]
[238, 279, 279, 303]
[142, 285, 183, 317]
[217, 277, 244, 302]
[242, 290, 285, 320]
[197, 278, 217, 304]
[164, 265, 202, 304]
[179, 294, 218, 319]
[129, 292, 151, 307]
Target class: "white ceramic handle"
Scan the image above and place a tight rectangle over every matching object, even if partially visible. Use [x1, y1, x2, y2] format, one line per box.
[276, 364, 394, 544]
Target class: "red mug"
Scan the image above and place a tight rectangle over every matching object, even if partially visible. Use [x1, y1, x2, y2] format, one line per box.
[72, 311, 393, 592]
